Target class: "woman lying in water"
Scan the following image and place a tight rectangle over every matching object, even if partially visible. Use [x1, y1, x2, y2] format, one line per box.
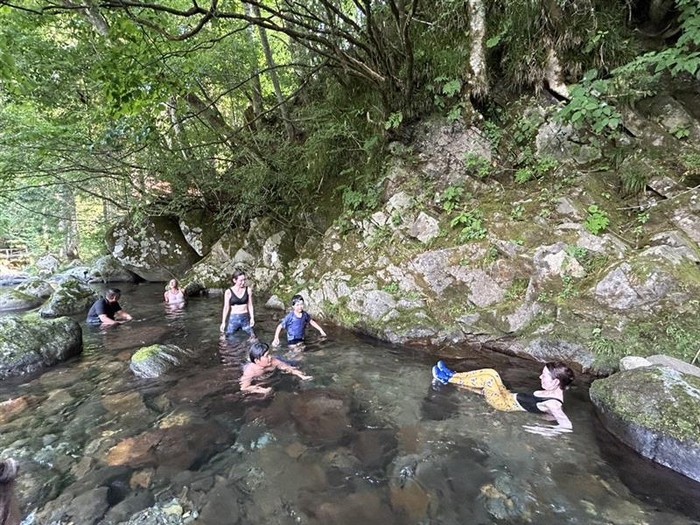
[432, 360, 575, 435]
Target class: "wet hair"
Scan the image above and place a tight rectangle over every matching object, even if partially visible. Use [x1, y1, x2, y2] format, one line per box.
[546, 362, 575, 389]
[249, 342, 270, 363]
[291, 294, 304, 306]
[105, 288, 121, 300]
[231, 269, 246, 282]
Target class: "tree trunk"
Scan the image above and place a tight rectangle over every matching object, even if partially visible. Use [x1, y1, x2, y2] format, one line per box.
[59, 185, 80, 260]
[244, 2, 264, 120]
[250, 3, 295, 139]
[466, 0, 488, 97]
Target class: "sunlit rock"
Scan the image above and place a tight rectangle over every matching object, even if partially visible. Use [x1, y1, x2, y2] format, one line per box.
[105, 420, 229, 469]
[0, 315, 82, 380]
[590, 366, 700, 482]
[130, 344, 193, 379]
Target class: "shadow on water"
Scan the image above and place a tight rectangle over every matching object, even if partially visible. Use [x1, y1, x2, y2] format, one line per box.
[0, 283, 699, 524]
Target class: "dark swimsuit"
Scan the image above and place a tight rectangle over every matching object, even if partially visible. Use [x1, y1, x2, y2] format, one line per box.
[229, 287, 249, 305]
[515, 393, 563, 414]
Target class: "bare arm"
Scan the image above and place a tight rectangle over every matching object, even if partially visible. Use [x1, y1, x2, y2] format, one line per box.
[114, 310, 132, 321]
[98, 314, 119, 325]
[272, 323, 283, 346]
[164, 291, 169, 303]
[309, 319, 326, 337]
[272, 358, 312, 380]
[220, 290, 231, 332]
[247, 287, 255, 327]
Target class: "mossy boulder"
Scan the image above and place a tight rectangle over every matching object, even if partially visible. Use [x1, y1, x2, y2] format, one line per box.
[130, 344, 192, 379]
[0, 277, 54, 312]
[0, 314, 83, 380]
[106, 215, 202, 282]
[590, 366, 700, 482]
[39, 278, 98, 318]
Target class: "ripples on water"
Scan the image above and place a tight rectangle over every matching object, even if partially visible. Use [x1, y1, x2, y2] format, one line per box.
[1, 283, 699, 524]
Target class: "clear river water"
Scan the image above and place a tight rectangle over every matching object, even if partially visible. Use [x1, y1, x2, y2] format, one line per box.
[1, 283, 699, 524]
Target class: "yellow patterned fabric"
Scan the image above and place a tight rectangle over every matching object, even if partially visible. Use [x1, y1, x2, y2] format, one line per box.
[448, 368, 523, 412]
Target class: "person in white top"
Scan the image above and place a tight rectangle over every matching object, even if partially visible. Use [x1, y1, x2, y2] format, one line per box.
[164, 279, 185, 304]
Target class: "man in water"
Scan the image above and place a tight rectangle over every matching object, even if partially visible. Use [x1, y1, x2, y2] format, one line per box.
[86, 288, 133, 326]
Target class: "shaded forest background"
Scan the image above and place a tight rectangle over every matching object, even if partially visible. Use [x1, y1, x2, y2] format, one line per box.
[0, 0, 698, 261]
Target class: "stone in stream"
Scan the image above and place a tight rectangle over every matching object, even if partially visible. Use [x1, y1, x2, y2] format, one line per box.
[590, 365, 700, 482]
[0, 314, 82, 380]
[129, 344, 193, 379]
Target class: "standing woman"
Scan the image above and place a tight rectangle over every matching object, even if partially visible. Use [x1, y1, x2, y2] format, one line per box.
[164, 279, 185, 304]
[220, 270, 256, 340]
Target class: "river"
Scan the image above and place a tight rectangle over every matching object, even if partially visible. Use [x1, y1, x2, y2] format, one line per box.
[1, 283, 699, 524]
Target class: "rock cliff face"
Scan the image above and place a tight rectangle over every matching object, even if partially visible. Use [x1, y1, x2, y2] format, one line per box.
[105, 96, 700, 374]
[267, 113, 699, 373]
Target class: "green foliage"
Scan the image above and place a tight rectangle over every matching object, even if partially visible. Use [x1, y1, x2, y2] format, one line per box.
[620, 168, 649, 196]
[385, 112, 404, 130]
[565, 245, 588, 260]
[450, 210, 487, 241]
[381, 282, 400, 294]
[584, 204, 610, 235]
[557, 70, 622, 134]
[463, 153, 491, 178]
[440, 185, 466, 213]
[509, 204, 524, 221]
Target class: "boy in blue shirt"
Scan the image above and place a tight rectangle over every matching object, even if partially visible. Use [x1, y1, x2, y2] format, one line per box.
[272, 294, 327, 348]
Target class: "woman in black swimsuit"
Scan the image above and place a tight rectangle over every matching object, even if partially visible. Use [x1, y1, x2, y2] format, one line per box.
[220, 270, 256, 340]
[432, 360, 574, 434]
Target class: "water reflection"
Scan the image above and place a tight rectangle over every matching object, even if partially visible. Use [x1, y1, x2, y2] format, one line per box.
[0, 283, 698, 524]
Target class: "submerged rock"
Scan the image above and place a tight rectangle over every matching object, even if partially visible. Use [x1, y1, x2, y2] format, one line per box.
[590, 366, 700, 482]
[130, 344, 193, 379]
[0, 315, 82, 380]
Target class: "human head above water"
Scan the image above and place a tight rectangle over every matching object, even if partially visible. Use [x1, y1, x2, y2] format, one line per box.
[249, 341, 270, 363]
[168, 279, 179, 288]
[291, 294, 304, 307]
[545, 362, 575, 389]
[231, 269, 246, 284]
[105, 288, 121, 301]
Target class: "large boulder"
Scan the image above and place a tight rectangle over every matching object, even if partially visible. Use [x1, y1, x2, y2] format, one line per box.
[89, 255, 139, 283]
[0, 315, 83, 380]
[106, 215, 202, 282]
[184, 217, 295, 293]
[0, 277, 54, 312]
[590, 366, 700, 482]
[39, 278, 98, 318]
[35, 254, 61, 278]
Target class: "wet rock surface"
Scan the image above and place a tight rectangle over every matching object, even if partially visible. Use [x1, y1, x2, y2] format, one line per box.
[0, 315, 82, 380]
[590, 365, 700, 482]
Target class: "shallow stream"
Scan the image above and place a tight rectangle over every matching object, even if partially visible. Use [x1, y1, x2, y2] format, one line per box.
[1, 283, 699, 524]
